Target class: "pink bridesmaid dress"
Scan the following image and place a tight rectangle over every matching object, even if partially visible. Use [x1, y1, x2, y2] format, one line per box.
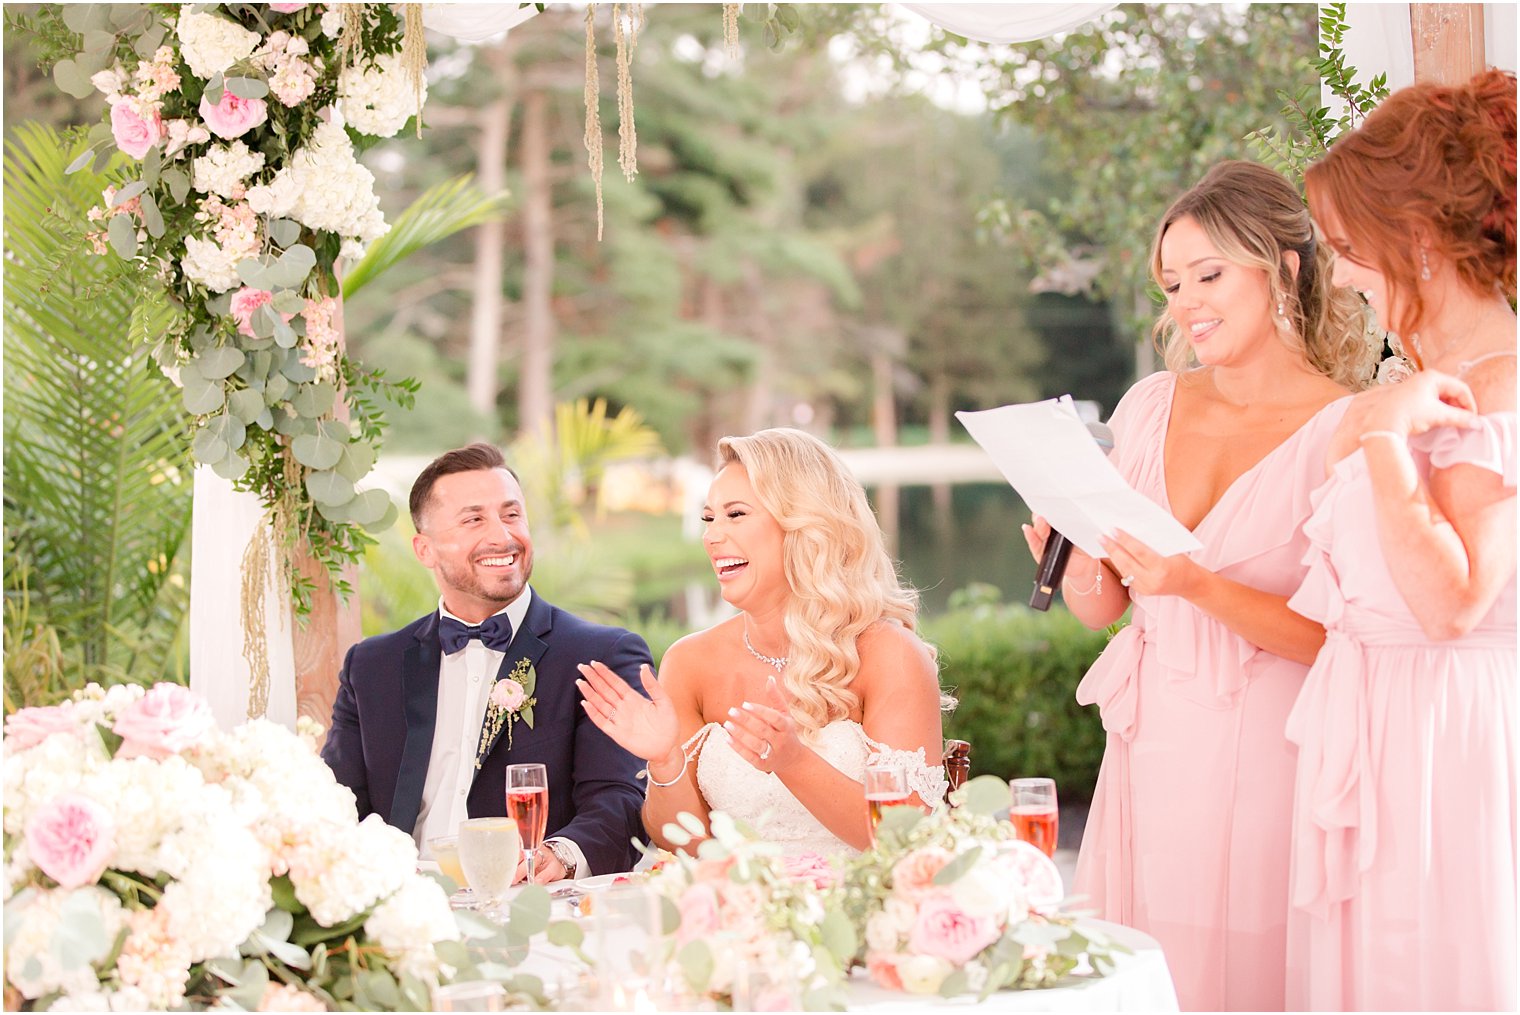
[1285, 410, 1517, 1011]
[1073, 370, 1350, 1011]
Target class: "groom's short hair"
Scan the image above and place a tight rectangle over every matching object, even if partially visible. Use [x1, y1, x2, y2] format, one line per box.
[408, 442, 518, 530]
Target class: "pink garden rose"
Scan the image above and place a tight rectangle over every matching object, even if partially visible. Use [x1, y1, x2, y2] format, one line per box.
[199, 91, 268, 139]
[674, 882, 722, 944]
[781, 851, 838, 890]
[866, 953, 904, 992]
[268, 3, 309, 11]
[111, 100, 164, 159]
[25, 793, 116, 889]
[995, 839, 1064, 912]
[112, 683, 215, 759]
[229, 287, 293, 338]
[906, 892, 1001, 965]
[890, 846, 952, 900]
[490, 679, 526, 712]
[4, 704, 78, 751]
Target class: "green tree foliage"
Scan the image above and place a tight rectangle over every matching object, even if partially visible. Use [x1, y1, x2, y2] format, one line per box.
[4, 124, 191, 706]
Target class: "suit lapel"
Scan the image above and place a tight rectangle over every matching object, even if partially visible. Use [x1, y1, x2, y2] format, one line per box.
[389, 612, 442, 835]
[471, 595, 552, 782]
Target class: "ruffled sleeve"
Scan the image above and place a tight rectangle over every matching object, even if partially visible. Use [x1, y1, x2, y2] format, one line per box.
[1410, 412, 1517, 488]
[1106, 370, 1176, 499]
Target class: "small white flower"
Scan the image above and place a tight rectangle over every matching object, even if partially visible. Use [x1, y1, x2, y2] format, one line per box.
[191, 141, 265, 199]
[175, 11, 260, 81]
[338, 51, 426, 137]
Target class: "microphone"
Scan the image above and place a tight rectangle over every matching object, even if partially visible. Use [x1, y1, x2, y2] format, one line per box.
[1029, 421, 1115, 611]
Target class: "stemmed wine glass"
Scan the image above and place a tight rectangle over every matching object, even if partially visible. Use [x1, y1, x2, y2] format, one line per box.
[457, 816, 520, 918]
[505, 763, 549, 882]
[1009, 777, 1059, 857]
[864, 759, 910, 846]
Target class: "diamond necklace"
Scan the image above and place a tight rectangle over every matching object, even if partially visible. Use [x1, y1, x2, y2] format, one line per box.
[741, 618, 789, 671]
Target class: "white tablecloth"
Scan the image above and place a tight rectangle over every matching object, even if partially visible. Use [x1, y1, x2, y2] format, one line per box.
[515, 912, 1177, 1011]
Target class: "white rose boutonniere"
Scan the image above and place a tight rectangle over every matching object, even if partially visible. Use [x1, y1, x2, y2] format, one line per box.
[475, 659, 538, 768]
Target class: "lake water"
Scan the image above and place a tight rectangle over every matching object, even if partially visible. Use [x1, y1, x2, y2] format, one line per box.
[872, 482, 1037, 616]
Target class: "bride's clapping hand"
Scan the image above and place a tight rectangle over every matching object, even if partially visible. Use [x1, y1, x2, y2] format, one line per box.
[724, 676, 803, 774]
[576, 661, 678, 763]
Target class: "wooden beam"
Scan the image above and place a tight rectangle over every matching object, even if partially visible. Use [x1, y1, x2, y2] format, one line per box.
[1409, 4, 1487, 83]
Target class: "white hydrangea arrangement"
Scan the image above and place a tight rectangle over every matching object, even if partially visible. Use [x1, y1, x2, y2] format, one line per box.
[2, 683, 549, 1011]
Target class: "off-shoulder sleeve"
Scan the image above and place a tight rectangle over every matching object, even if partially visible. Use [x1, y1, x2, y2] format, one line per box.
[1411, 412, 1517, 488]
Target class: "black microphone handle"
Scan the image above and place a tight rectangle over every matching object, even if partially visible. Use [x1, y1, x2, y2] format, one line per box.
[1029, 529, 1075, 611]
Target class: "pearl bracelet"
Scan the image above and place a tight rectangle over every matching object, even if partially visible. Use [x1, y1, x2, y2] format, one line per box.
[1064, 567, 1104, 597]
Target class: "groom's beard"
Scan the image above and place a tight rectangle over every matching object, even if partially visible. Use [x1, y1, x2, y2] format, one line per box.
[437, 544, 533, 607]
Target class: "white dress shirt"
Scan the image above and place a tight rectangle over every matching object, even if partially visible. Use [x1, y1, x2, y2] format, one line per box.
[412, 590, 590, 878]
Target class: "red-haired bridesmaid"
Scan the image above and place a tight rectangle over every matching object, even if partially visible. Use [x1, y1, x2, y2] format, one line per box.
[1288, 68, 1517, 1010]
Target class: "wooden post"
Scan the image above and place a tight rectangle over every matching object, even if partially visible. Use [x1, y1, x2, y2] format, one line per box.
[1409, 4, 1486, 83]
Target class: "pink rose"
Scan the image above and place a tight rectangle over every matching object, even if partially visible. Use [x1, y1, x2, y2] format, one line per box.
[229, 287, 293, 338]
[269, 3, 308, 11]
[112, 683, 214, 759]
[781, 851, 838, 889]
[995, 839, 1064, 912]
[891, 846, 952, 900]
[199, 91, 268, 140]
[490, 679, 526, 712]
[675, 882, 722, 944]
[866, 953, 904, 992]
[906, 892, 1001, 965]
[4, 704, 78, 751]
[111, 101, 164, 159]
[26, 793, 115, 889]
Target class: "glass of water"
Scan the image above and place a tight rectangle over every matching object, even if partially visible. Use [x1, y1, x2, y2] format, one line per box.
[457, 816, 520, 918]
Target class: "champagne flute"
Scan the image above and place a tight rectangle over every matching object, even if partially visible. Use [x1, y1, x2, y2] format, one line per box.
[864, 760, 910, 845]
[1009, 777, 1059, 857]
[505, 763, 549, 882]
[457, 817, 521, 918]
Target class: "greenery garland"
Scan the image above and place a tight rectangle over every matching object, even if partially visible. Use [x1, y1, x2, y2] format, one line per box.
[29, 2, 427, 615]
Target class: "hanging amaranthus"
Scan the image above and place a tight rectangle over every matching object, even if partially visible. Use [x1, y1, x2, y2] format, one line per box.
[584, 4, 605, 240]
[723, 3, 741, 60]
[613, 3, 644, 183]
[401, 2, 426, 136]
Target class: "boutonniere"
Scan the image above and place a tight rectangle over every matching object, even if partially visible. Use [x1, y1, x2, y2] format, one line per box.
[475, 658, 538, 768]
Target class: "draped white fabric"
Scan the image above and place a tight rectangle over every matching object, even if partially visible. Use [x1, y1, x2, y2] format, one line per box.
[421, 3, 540, 44]
[898, 3, 1118, 44]
[188, 468, 296, 731]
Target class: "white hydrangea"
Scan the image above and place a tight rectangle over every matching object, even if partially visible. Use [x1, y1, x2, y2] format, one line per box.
[320, 7, 344, 38]
[191, 141, 265, 199]
[865, 910, 902, 953]
[338, 51, 426, 138]
[949, 853, 1020, 920]
[157, 820, 271, 963]
[245, 119, 388, 256]
[363, 876, 460, 982]
[3, 728, 104, 837]
[286, 814, 417, 926]
[89, 756, 214, 878]
[180, 234, 244, 292]
[4, 887, 125, 1001]
[175, 10, 260, 81]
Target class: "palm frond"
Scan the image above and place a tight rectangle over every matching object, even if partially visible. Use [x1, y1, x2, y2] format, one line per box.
[3, 122, 192, 696]
[341, 175, 512, 299]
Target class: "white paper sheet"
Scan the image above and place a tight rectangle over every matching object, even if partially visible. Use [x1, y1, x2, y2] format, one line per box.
[956, 397, 1202, 559]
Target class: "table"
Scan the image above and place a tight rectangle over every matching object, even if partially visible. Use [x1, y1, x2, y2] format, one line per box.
[514, 911, 1178, 1011]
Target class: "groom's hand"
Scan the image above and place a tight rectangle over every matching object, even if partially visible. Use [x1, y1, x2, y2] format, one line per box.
[512, 846, 567, 884]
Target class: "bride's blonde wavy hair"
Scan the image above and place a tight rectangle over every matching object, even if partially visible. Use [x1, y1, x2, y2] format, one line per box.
[1150, 160, 1376, 390]
[717, 428, 942, 733]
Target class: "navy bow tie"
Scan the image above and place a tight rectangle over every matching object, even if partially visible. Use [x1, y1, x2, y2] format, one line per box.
[439, 613, 514, 654]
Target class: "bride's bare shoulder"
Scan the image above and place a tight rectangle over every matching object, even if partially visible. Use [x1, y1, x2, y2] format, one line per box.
[856, 620, 937, 685]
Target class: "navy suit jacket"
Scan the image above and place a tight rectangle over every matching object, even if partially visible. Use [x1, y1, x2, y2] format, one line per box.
[321, 593, 651, 875]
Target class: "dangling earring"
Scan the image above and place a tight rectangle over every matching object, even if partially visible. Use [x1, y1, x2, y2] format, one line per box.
[1420, 248, 1431, 281]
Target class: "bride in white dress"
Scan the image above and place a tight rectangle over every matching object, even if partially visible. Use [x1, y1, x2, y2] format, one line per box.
[577, 428, 949, 859]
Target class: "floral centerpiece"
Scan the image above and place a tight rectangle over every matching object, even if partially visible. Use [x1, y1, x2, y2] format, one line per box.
[30, 2, 434, 610]
[2, 682, 552, 1011]
[840, 776, 1125, 999]
[642, 813, 856, 1010]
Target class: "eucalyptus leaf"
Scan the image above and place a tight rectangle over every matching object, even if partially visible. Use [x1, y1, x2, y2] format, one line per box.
[273, 410, 314, 437]
[962, 775, 1013, 817]
[62, 3, 105, 32]
[254, 407, 274, 430]
[205, 412, 247, 452]
[107, 214, 137, 259]
[52, 60, 95, 99]
[271, 289, 305, 315]
[251, 302, 278, 340]
[271, 316, 298, 348]
[359, 970, 399, 1010]
[264, 373, 290, 402]
[290, 431, 343, 471]
[204, 75, 225, 107]
[346, 489, 393, 526]
[205, 293, 233, 317]
[225, 76, 270, 100]
[65, 146, 98, 175]
[291, 382, 336, 418]
[141, 144, 161, 184]
[163, 167, 190, 205]
[228, 388, 264, 424]
[314, 490, 351, 521]
[181, 372, 225, 415]
[334, 441, 376, 482]
[306, 470, 355, 506]
[140, 192, 165, 238]
[268, 218, 302, 248]
[112, 181, 148, 206]
[51, 890, 115, 967]
[507, 885, 552, 937]
[280, 354, 316, 384]
[236, 257, 273, 290]
[196, 345, 246, 380]
[134, 23, 167, 58]
[191, 428, 229, 464]
[932, 845, 984, 886]
[819, 909, 857, 963]
[224, 961, 269, 1011]
[676, 939, 714, 990]
[546, 920, 584, 948]
[268, 243, 316, 289]
[81, 30, 115, 59]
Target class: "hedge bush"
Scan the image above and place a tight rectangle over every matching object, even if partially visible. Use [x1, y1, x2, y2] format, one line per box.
[921, 586, 1116, 804]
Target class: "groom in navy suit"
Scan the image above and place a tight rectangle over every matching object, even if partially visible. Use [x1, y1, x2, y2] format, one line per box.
[322, 442, 650, 881]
